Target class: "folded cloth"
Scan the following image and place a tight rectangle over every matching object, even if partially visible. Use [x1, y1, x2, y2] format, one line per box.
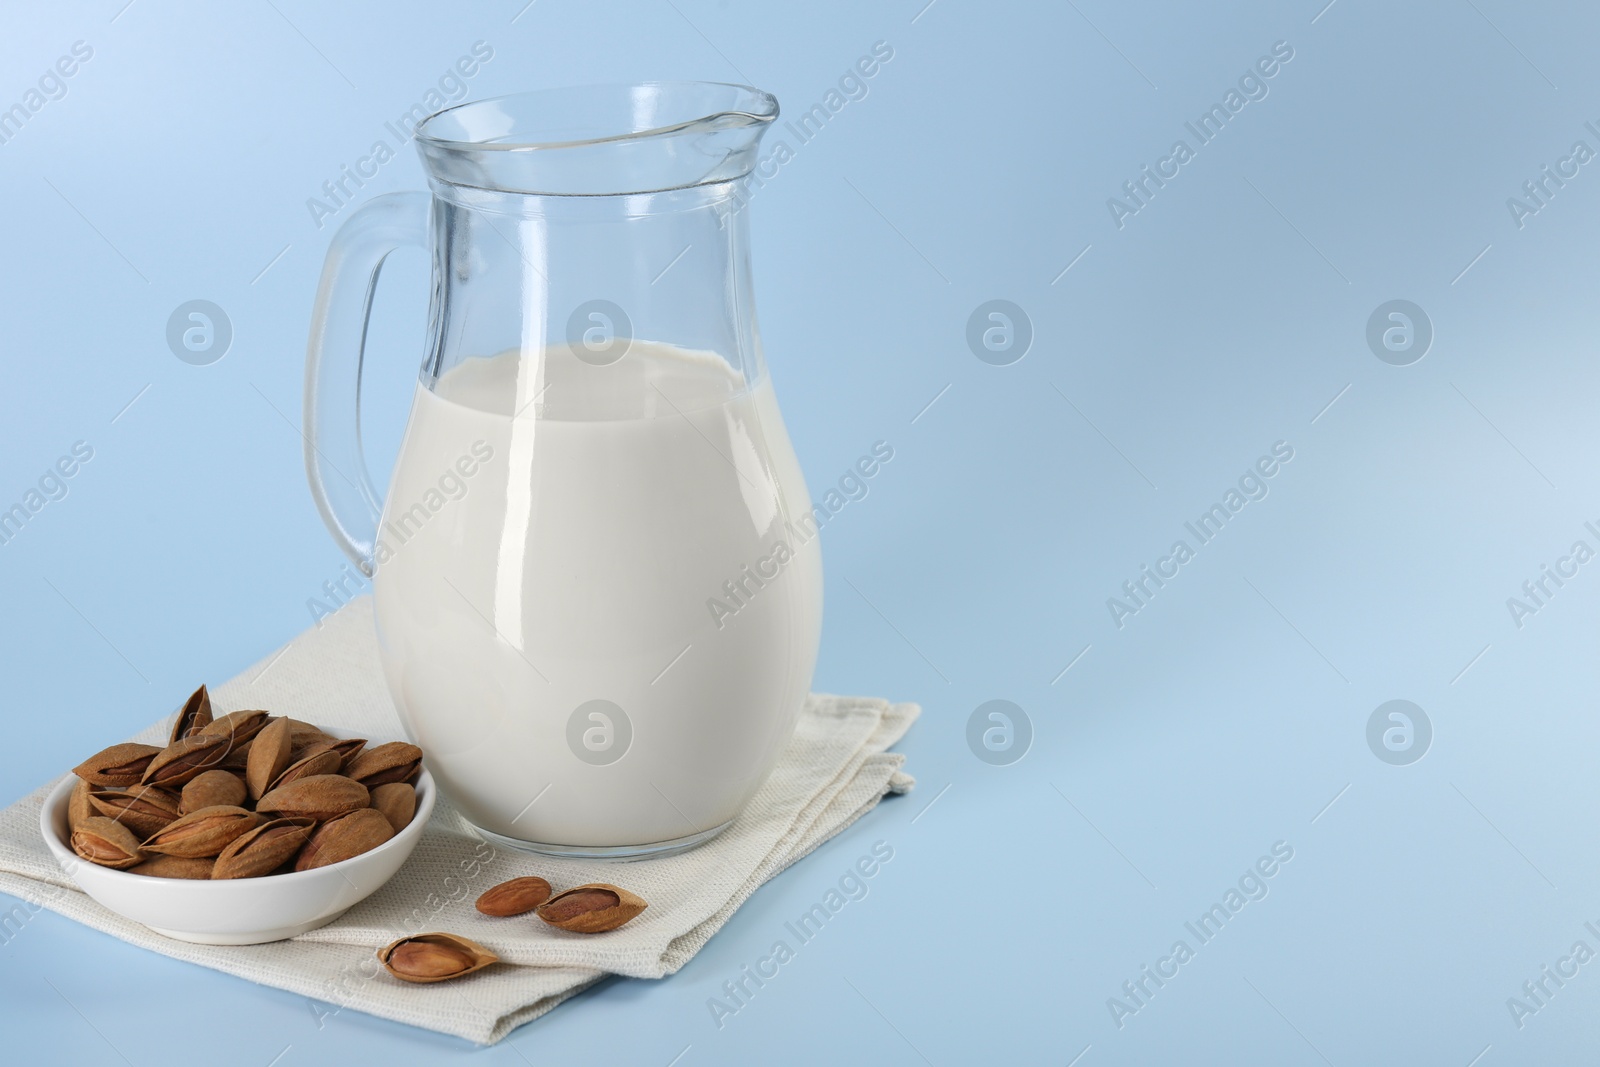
[0, 596, 917, 1044]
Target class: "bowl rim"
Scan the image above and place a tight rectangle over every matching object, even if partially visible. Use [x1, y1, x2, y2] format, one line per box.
[40, 728, 435, 886]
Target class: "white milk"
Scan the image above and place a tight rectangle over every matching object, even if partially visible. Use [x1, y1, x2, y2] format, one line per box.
[371, 342, 823, 848]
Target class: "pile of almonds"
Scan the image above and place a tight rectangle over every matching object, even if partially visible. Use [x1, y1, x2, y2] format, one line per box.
[66, 685, 421, 879]
[377, 876, 648, 983]
[65, 684, 650, 986]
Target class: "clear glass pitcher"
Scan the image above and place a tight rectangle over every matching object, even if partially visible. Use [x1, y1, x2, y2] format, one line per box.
[303, 84, 823, 858]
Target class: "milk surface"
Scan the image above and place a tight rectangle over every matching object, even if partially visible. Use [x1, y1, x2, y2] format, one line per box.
[372, 342, 822, 847]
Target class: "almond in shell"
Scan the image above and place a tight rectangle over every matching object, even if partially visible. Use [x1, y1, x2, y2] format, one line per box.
[168, 684, 214, 744]
[128, 854, 215, 879]
[70, 816, 144, 869]
[87, 785, 181, 838]
[213, 817, 317, 879]
[179, 769, 247, 814]
[245, 717, 293, 801]
[266, 746, 343, 792]
[141, 805, 260, 858]
[73, 743, 161, 787]
[293, 807, 394, 871]
[219, 740, 252, 771]
[344, 742, 422, 787]
[370, 782, 416, 833]
[140, 733, 232, 788]
[198, 709, 270, 747]
[67, 778, 94, 832]
[285, 719, 332, 752]
[378, 933, 498, 983]
[535, 884, 647, 933]
[256, 774, 369, 821]
[300, 736, 367, 771]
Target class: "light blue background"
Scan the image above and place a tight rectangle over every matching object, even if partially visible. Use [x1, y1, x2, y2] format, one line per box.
[3, 0, 1598, 1063]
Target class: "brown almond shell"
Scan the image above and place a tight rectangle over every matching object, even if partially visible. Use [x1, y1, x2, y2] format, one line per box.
[213, 817, 317, 879]
[218, 740, 252, 770]
[70, 816, 144, 869]
[535, 883, 648, 933]
[245, 717, 293, 801]
[179, 770, 248, 814]
[370, 782, 417, 833]
[293, 808, 394, 871]
[378, 933, 498, 983]
[256, 774, 369, 821]
[73, 742, 162, 787]
[140, 805, 260, 858]
[140, 733, 232, 788]
[344, 742, 422, 787]
[87, 785, 182, 838]
[67, 778, 95, 832]
[285, 719, 332, 751]
[168, 684, 214, 744]
[301, 736, 367, 771]
[198, 709, 270, 747]
[128, 854, 216, 879]
[267, 747, 343, 792]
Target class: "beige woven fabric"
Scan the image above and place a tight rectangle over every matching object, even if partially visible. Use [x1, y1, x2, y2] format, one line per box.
[0, 597, 917, 1044]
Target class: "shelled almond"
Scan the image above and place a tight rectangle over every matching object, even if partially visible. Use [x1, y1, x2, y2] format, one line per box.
[474, 876, 551, 917]
[374, 873, 647, 985]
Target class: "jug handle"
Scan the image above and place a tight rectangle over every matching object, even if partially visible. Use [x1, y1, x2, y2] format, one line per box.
[302, 191, 430, 575]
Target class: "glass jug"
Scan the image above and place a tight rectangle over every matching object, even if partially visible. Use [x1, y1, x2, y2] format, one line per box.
[303, 84, 822, 858]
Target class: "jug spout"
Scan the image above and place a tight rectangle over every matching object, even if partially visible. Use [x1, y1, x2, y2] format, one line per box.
[413, 82, 778, 196]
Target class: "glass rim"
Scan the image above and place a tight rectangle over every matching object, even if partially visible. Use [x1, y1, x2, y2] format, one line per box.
[413, 81, 779, 154]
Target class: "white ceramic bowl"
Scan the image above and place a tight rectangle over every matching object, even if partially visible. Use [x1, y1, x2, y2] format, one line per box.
[39, 733, 434, 945]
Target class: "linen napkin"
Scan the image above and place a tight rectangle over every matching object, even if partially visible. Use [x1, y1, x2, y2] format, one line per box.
[0, 596, 917, 1044]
